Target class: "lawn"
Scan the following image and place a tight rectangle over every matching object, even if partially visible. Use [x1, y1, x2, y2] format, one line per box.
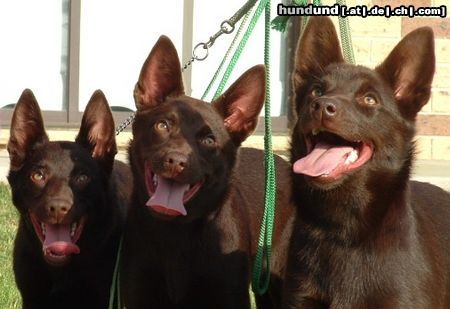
[0, 182, 20, 308]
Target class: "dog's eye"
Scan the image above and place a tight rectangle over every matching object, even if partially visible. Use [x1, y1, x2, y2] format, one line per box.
[30, 170, 46, 184]
[201, 135, 216, 146]
[364, 95, 377, 105]
[155, 120, 170, 132]
[75, 174, 90, 186]
[311, 87, 323, 97]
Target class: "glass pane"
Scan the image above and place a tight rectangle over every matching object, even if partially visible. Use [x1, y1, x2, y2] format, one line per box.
[0, 1, 69, 111]
[79, 1, 184, 111]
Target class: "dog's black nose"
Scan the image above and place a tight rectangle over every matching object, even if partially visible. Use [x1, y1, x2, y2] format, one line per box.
[47, 199, 72, 221]
[311, 100, 337, 120]
[164, 152, 188, 177]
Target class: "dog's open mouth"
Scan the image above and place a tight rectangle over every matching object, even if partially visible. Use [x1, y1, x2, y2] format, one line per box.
[293, 129, 373, 181]
[144, 163, 203, 217]
[30, 214, 86, 266]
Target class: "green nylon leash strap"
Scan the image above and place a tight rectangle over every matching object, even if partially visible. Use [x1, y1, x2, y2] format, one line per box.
[201, 6, 254, 101]
[336, 0, 355, 64]
[203, 0, 276, 295]
[212, 0, 270, 100]
[108, 236, 123, 309]
[271, 0, 355, 63]
[251, 0, 276, 296]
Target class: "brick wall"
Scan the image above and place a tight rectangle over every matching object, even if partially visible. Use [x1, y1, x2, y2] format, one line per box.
[320, 0, 450, 160]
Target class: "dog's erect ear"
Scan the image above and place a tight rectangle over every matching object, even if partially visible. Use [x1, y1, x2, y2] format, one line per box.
[294, 16, 344, 84]
[134, 35, 184, 110]
[76, 90, 117, 173]
[212, 65, 266, 145]
[376, 27, 435, 120]
[8, 89, 49, 171]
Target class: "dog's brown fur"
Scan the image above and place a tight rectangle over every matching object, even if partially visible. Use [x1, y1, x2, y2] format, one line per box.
[284, 16, 450, 308]
[120, 36, 295, 308]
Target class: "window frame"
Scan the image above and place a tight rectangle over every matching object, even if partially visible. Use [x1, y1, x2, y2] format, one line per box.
[0, 0, 291, 134]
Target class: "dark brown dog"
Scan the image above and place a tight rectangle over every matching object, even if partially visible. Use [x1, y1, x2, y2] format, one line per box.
[285, 16, 450, 308]
[7, 89, 131, 308]
[120, 36, 295, 308]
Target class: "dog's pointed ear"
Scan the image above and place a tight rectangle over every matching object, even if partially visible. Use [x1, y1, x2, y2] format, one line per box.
[376, 27, 435, 120]
[294, 16, 344, 84]
[212, 65, 266, 145]
[76, 90, 117, 173]
[134, 35, 184, 110]
[8, 89, 49, 171]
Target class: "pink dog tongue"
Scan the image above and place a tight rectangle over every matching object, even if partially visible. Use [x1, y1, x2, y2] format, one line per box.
[146, 177, 189, 216]
[43, 224, 80, 255]
[293, 142, 353, 177]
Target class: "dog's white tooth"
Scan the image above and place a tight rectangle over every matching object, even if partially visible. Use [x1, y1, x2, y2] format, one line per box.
[41, 223, 46, 235]
[71, 223, 77, 237]
[345, 149, 359, 165]
[312, 128, 320, 136]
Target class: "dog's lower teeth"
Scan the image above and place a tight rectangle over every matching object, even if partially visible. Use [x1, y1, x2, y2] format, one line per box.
[345, 150, 359, 165]
[41, 223, 46, 235]
[71, 223, 77, 237]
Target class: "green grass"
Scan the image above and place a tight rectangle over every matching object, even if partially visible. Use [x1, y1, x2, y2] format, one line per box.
[0, 182, 20, 308]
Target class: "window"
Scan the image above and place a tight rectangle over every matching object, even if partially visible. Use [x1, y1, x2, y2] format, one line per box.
[0, 0, 290, 132]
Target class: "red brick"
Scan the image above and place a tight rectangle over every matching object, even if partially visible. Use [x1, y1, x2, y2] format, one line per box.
[402, 18, 450, 38]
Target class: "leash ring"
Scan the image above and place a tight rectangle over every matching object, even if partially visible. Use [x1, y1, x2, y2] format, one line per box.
[193, 42, 209, 61]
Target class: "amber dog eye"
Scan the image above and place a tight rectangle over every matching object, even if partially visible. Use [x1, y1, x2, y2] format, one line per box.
[30, 170, 46, 184]
[75, 174, 90, 186]
[201, 135, 216, 146]
[311, 87, 323, 97]
[155, 120, 170, 132]
[364, 95, 377, 105]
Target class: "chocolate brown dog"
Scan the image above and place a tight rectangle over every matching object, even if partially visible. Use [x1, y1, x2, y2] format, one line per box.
[285, 16, 450, 308]
[8, 89, 131, 308]
[120, 36, 295, 308]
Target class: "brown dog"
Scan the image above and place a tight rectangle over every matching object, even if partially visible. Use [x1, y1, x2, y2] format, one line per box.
[285, 16, 450, 308]
[119, 35, 295, 308]
[8, 90, 131, 308]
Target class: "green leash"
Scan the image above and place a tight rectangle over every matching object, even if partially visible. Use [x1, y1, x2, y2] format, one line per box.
[202, 0, 277, 295]
[271, 0, 355, 64]
[108, 236, 122, 309]
[251, 0, 276, 296]
[336, 0, 355, 63]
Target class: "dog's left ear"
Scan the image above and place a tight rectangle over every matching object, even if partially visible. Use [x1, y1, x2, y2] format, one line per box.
[213, 65, 266, 145]
[8, 89, 49, 171]
[76, 90, 117, 173]
[134, 35, 184, 110]
[376, 27, 435, 120]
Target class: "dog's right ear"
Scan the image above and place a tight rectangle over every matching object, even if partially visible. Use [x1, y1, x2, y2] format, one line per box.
[293, 16, 344, 87]
[8, 89, 48, 171]
[76, 90, 117, 175]
[212, 65, 266, 146]
[134, 35, 184, 110]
